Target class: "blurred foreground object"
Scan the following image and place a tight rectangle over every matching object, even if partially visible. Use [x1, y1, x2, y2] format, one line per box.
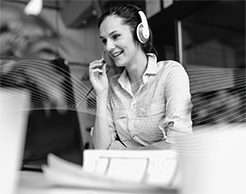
[177, 124, 246, 194]
[42, 150, 179, 193]
[0, 89, 30, 194]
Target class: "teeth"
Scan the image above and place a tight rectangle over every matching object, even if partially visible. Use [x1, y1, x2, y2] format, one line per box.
[112, 51, 122, 57]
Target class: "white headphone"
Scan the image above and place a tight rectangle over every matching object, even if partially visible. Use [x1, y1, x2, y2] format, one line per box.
[136, 10, 150, 44]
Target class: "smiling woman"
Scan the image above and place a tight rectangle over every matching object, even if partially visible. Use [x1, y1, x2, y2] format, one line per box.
[89, 4, 193, 150]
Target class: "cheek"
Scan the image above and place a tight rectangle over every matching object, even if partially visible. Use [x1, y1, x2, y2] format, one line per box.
[127, 44, 139, 56]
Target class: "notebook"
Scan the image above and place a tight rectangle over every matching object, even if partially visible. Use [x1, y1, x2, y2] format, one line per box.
[0, 88, 30, 194]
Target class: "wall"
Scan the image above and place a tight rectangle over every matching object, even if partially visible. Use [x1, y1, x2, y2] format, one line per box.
[40, 6, 103, 63]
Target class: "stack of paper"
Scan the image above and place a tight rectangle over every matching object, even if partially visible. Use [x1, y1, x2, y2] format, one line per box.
[42, 150, 179, 193]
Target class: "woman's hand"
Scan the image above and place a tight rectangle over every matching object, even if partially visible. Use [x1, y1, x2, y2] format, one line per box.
[89, 58, 109, 96]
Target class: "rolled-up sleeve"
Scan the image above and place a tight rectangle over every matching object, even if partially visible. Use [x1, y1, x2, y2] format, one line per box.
[159, 62, 193, 144]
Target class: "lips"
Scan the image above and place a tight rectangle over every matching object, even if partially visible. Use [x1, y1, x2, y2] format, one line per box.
[111, 50, 123, 58]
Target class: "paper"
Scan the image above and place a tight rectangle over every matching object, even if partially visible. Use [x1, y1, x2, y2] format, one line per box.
[42, 150, 178, 193]
[83, 150, 178, 186]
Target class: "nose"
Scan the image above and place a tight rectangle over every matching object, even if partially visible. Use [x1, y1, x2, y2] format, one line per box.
[105, 39, 115, 52]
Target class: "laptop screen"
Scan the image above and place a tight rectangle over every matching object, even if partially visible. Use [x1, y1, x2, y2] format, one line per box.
[0, 59, 84, 172]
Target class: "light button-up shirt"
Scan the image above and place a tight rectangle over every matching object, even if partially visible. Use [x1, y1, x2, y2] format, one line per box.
[107, 53, 192, 149]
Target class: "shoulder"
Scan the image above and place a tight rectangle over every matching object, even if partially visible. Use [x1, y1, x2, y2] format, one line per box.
[158, 60, 184, 70]
[157, 60, 187, 76]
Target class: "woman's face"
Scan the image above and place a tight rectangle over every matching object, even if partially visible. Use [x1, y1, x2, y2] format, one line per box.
[99, 15, 141, 67]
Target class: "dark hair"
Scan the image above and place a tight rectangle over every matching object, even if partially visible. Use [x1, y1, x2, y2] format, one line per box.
[98, 4, 157, 55]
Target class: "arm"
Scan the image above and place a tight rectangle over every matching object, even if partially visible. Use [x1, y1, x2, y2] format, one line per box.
[132, 62, 192, 149]
[92, 95, 112, 149]
[133, 61, 192, 150]
[89, 59, 112, 149]
[160, 61, 193, 144]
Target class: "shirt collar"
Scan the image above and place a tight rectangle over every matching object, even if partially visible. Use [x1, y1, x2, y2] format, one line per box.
[144, 53, 158, 75]
[118, 68, 129, 91]
[118, 53, 158, 87]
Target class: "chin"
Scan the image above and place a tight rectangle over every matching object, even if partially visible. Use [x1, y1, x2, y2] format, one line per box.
[114, 62, 125, 68]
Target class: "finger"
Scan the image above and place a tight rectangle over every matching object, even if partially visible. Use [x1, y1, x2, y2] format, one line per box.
[89, 60, 105, 70]
[90, 68, 103, 76]
[89, 61, 101, 69]
[102, 62, 107, 76]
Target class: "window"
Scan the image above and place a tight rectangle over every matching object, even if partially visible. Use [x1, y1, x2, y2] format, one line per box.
[180, 0, 245, 68]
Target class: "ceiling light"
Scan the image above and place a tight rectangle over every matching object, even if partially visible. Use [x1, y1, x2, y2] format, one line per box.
[24, 0, 43, 16]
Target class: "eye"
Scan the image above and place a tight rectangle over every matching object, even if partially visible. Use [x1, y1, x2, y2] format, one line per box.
[112, 34, 120, 40]
[101, 39, 107, 45]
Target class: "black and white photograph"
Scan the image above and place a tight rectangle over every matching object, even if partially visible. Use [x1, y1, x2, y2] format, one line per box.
[0, 0, 245, 194]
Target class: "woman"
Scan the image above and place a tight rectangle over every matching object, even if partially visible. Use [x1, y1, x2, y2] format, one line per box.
[89, 4, 192, 150]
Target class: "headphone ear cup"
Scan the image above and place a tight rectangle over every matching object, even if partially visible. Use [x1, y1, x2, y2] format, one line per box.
[136, 11, 150, 44]
[137, 23, 148, 44]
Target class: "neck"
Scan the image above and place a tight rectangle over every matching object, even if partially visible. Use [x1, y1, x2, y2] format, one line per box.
[126, 51, 148, 84]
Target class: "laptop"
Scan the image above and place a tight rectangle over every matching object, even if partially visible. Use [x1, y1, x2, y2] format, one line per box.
[21, 58, 84, 171]
[0, 88, 30, 194]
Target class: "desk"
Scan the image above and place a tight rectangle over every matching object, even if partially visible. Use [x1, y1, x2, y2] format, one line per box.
[16, 171, 50, 194]
[15, 171, 178, 194]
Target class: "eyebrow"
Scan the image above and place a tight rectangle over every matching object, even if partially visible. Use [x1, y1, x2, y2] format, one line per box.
[99, 30, 118, 39]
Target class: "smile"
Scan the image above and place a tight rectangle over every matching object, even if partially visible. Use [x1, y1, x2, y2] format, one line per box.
[112, 51, 123, 58]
